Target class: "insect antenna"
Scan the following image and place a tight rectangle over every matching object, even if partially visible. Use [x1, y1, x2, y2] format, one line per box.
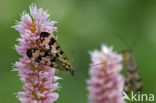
[90, 62, 106, 67]
[52, 69, 56, 83]
[75, 62, 106, 73]
[116, 33, 141, 49]
[130, 33, 141, 49]
[116, 33, 130, 48]
[73, 73, 80, 88]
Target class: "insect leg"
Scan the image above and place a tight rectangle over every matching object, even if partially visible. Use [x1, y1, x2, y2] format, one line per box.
[52, 69, 56, 83]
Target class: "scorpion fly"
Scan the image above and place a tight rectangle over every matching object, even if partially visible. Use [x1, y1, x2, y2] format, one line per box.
[118, 34, 142, 93]
[26, 32, 74, 76]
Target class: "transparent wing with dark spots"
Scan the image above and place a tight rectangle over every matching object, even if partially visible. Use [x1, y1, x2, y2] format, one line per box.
[124, 55, 142, 93]
[26, 47, 57, 68]
[39, 32, 68, 60]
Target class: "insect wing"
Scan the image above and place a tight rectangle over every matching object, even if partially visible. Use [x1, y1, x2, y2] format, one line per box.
[39, 32, 67, 60]
[26, 48, 55, 67]
[124, 54, 142, 93]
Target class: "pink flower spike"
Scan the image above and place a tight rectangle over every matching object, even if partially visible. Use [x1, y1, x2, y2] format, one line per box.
[87, 44, 125, 103]
[13, 4, 59, 103]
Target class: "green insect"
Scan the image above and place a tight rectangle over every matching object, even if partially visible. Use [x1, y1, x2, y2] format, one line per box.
[119, 34, 142, 93]
[26, 32, 74, 76]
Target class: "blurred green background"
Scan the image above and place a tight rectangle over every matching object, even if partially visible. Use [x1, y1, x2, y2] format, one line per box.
[0, 0, 156, 103]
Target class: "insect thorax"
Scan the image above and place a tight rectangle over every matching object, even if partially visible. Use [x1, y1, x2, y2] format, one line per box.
[122, 49, 133, 65]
